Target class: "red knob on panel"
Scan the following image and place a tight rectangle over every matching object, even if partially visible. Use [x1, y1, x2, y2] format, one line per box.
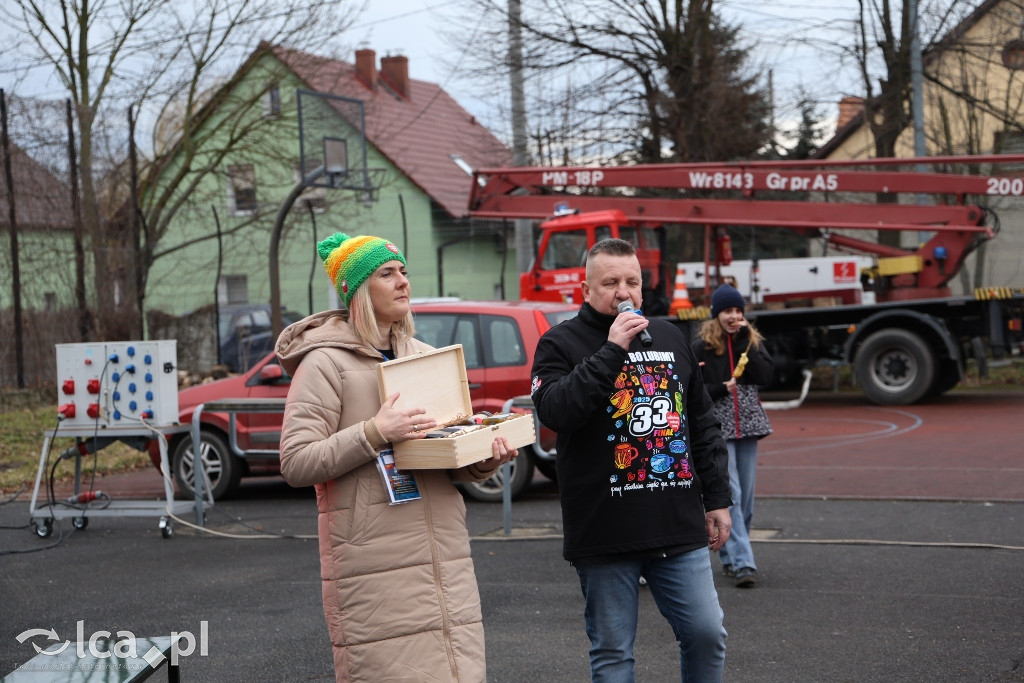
[62, 380, 75, 395]
[87, 403, 100, 419]
[87, 379, 101, 394]
[58, 403, 76, 418]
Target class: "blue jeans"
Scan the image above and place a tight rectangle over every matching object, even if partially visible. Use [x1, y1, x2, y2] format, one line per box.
[573, 548, 727, 682]
[718, 438, 758, 571]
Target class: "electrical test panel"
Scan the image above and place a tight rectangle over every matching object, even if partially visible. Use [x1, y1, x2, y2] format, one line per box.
[55, 341, 180, 430]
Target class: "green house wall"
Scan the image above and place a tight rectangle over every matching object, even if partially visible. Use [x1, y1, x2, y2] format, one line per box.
[143, 52, 510, 322]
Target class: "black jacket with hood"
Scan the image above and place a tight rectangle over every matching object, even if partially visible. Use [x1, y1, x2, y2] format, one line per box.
[530, 303, 731, 562]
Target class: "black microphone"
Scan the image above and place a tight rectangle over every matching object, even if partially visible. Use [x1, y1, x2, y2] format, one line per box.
[617, 300, 653, 347]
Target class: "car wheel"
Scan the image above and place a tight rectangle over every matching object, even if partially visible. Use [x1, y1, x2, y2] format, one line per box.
[459, 448, 535, 503]
[172, 431, 240, 500]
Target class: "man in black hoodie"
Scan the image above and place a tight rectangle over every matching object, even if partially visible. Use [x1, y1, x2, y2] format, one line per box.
[531, 238, 732, 682]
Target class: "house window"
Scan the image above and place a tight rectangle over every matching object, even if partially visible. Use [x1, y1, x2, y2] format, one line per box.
[263, 83, 281, 118]
[293, 162, 326, 213]
[218, 275, 248, 306]
[227, 164, 257, 215]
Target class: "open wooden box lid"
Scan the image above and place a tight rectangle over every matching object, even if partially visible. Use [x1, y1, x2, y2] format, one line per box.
[376, 344, 536, 469]
[376, 345, 473, 426]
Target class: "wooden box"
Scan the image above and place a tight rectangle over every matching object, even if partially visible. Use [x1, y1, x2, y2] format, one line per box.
[377, 345, 536, 469]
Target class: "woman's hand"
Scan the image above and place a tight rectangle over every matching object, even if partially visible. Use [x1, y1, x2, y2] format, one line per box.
[475, 436, 518, 473]
[724, 377, 738, 395]
[374, 392, 437, 443]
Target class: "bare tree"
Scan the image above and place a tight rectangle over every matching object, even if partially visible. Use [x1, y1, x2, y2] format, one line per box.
[0, 0, 360, 339]
[449, 0, 770, 166]
[920, 0, 1024, 289]
[848, 0, 970, 245]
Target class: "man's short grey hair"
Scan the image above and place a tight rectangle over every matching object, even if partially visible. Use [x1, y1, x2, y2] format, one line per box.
[589, 238, 636, 258]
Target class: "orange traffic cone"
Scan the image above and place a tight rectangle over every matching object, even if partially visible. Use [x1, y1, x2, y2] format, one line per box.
[669, 265, 693, 315]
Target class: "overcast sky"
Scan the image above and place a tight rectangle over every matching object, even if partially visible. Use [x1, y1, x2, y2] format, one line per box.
[0, 1, 889, 145]
[353, 0, 864, 130]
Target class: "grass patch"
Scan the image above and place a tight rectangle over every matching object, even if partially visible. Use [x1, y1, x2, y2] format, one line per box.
[0, 405, 152, 495]
[807, 357, 1024, 392]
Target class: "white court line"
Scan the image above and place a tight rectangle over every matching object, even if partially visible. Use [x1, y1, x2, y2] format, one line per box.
[760, 407, 924, 455]
[760, 464, 1024, 472]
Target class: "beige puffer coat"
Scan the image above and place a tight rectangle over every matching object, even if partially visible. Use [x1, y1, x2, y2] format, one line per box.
[276, 311, 494, 682]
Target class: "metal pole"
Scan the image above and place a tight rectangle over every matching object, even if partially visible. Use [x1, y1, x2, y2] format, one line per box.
[1, 89, 25, 388]
[909, 0, 930, 242]
[502, 461, 512, 536]
[307, 200, 318, 316]
[509, 0, 534, 282]
[128, 105, 143, 338]
[212, 205, 223, 365]
[191, 405, 206, 527]
[270, 167, 325, 340]
[909, 0, 926, 160]
[67, 99, 89, 341]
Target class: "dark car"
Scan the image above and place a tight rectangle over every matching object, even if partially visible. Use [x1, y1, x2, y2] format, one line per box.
[218, 304, 301, 373]
[152, 300, 579, 501]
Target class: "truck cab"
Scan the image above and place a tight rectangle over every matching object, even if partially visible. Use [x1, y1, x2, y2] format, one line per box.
[520, 208, 668, 313]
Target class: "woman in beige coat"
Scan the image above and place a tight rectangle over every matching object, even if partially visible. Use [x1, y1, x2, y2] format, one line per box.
[276, 232, 516, 682]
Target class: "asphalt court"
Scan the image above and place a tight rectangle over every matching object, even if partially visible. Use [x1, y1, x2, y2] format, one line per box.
[756, 388, 1024, 502]
[2, 387, 1022, 681]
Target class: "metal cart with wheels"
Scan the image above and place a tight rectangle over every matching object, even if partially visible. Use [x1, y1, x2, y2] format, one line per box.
[27, 424, 207, 539]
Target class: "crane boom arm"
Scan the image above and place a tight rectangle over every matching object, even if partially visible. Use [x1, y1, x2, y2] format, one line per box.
[467, 155, 1024, 299]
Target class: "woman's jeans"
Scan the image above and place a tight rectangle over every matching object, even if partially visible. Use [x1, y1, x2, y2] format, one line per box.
[573, 547, 727, 682]
[719, 437, 758, 571]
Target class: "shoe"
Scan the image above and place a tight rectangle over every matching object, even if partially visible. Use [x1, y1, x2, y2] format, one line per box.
[639, 575, 648, 586]
[734, 567, 757, 588]
[722, 564, 736, 578]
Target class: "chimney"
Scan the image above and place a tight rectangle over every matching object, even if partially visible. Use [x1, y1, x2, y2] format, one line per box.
[836, 96, 865, 132]
[355, 49, 377, 90]
[380, 55, 410, 99]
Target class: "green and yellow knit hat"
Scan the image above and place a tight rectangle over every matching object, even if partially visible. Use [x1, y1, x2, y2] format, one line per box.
[318, 232, 406, 307]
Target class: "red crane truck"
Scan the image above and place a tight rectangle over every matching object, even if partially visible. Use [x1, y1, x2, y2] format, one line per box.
[468, 155, 1024, 405]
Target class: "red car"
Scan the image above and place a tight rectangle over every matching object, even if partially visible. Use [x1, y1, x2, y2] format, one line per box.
[151, 300, 579, 501]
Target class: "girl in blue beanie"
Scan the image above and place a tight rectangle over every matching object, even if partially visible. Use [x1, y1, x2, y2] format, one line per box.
[691, 284, 775, 587]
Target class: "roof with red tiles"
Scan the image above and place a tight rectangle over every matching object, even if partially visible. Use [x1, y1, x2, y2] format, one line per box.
[270, 44, 512, 218]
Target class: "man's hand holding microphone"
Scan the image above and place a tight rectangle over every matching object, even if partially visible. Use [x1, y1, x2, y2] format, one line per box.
[611, 300, 654, 350]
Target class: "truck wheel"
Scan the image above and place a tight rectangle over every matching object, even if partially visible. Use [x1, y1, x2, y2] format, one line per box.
[458, 449, 534, 503]
[172, 431, 240, 500]
[855, 329, 935, 405]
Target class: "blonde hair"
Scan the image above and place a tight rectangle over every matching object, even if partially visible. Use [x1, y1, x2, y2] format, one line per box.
[697, 316, 763, 356]
[347, 284, 416, 349]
